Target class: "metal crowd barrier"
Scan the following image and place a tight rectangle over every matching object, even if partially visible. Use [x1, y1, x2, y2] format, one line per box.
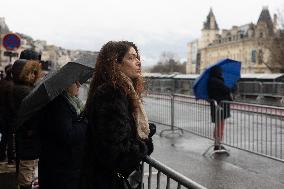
[144, 93, 284, 161]
[146, 79, 284, 105]
[141, 156, 207, 189]
[221, 100, 284, 161]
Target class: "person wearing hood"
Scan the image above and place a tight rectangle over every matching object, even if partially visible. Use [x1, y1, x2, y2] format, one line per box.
[80, 41, 154, 189]
[10, 59, 42, 189]
[14, 49, 43, 189]
[207, 66, 232, 151]
[0, 59, 41, 166]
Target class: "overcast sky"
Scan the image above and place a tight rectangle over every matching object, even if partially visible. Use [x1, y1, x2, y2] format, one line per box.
[1, 0, 283, 67]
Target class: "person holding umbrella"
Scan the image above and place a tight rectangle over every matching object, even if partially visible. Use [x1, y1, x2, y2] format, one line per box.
[208, 66, 233, 151]
[17, 61, 94, 189]
[193, 58, 240, 154]
[38, 81, 86, 189]
[80, 41, 154, 189]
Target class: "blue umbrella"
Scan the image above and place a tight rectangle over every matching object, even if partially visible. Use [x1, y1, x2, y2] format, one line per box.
[193, 58, 241, 100]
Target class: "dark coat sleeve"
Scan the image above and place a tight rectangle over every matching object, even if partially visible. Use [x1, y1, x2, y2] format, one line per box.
[90, 84, 148, 176]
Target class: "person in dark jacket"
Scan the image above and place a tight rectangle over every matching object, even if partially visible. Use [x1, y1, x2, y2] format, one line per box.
[80, 41, 154, 189]
[5, 59, 41, 166]
[38, 81, 87, 189]
[207, 66, 232, 151]
[15, 49, 43, 189]
[11, 59, 41, 189]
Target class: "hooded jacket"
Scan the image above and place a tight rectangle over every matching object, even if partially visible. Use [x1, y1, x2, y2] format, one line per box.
[12, 59, 41, 86]
[10, 59, 42, 159]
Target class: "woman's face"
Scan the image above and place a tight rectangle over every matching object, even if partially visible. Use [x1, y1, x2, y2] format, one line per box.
[66, 81, 81, 96]
[120, 47, 141, 79]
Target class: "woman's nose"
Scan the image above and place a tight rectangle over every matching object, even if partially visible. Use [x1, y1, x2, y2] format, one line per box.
[136, 59, 141, 67]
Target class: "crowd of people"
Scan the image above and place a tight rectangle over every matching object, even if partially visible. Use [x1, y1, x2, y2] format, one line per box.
[0, 40, 234, 189]
[0, 41, 155, 189]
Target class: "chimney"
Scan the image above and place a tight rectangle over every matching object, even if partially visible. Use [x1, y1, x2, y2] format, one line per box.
[273, 14, 277, 32]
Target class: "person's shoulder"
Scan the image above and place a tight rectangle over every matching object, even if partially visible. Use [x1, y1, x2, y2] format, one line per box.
[51, 94, 69, 106]
[45, 94, 72, 113]
[95, 83, 124, 97]
[46, 94, 64, 108]
[93, 83, 127, 104]
[13, 84, 32, 96]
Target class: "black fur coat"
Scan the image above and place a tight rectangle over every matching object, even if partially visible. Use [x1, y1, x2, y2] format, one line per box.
[80, 84, 153, 189]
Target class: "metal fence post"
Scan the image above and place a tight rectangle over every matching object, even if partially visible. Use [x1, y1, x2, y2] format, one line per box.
[170, 94, 174, 131]
[159, 93, 183, 137]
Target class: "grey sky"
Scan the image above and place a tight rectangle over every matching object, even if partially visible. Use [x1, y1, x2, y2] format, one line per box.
[1, 0, 283, 66]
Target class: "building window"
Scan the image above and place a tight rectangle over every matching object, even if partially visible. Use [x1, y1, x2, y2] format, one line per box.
[251, 50, 256, 63]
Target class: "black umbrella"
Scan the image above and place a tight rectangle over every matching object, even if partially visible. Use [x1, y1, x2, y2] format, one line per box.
[18, 61, 94, 126]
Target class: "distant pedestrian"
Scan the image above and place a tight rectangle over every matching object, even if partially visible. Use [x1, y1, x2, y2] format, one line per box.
[38, 81, 87, 189]
[80, 41, 154, 189]
[208, 66, 233, 151]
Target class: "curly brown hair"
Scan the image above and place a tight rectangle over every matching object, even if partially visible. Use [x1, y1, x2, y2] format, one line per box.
[84, 41, 145, 116]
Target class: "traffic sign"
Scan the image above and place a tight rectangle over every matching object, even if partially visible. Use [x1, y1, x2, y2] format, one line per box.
[2, 33, 21, 51]
[4, 51, 18, 57]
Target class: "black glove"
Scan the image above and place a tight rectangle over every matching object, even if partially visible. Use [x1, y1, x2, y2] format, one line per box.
[148, 123, 156, 137]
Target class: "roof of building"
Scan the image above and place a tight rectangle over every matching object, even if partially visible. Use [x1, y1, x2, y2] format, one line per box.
[257, 7, 274, 33]
[203, 8, 219, 30]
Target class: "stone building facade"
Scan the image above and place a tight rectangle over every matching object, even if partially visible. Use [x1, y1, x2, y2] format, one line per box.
[187, 7, 279, 74]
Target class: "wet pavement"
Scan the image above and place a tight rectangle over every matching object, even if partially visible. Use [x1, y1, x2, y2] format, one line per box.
[0, 124, 283, 189]
[149, 124, 284, 189]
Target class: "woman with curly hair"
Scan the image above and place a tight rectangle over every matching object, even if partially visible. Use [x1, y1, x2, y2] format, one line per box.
[80, 41, 154, 189]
